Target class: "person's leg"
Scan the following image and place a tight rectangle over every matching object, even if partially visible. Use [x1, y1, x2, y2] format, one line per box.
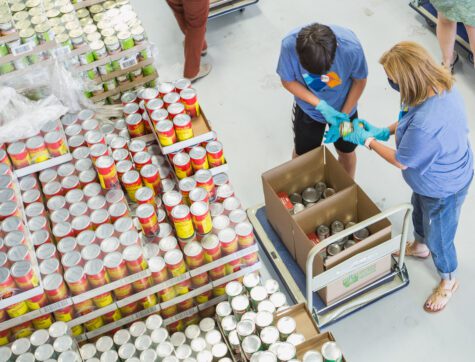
[166, 0, 187, 35]
[292, 103, 326, 158]
[410, 192, 431, 254]
[421, 184, 470, 311]
[464, 24, 475, 67]
[436, 12, 458, 67]
[182, 0, 210, 78]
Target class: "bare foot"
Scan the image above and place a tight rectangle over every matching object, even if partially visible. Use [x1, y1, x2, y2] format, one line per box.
[424, 279, 459, 313]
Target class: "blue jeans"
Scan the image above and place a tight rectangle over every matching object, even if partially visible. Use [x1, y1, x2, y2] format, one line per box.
[411, 179, 471, 280]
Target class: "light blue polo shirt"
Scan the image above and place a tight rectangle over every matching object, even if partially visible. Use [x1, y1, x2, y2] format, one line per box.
[396, 87, 473, 198]
[276, 24, 368, 123]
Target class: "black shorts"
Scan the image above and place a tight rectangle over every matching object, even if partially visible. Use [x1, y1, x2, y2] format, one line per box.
[293, 104, 358, 156]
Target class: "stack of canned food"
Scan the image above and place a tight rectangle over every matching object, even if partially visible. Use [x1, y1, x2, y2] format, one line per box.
[308, 220, 370, 258]
[0, 0, 83, 75]
[169, 141, 226, 180]
[0, 118, 70, 171]
[0, 321, 81, 361]
[79, 314, 231, 362]
[122, 79, 200, 145]
[277, 181, 336, 215]
[217, 275, 344, 362]
[73, 0, 157, 101]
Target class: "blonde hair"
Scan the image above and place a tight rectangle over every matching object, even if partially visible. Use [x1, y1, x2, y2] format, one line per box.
[379, 41, 454, 107]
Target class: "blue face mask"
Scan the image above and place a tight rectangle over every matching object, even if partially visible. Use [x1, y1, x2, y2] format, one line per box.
[387, 78, 400, 92]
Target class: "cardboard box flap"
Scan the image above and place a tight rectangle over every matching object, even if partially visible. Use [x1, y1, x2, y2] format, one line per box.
[274, 303, 320, 338]
[296, 333, 346, 361]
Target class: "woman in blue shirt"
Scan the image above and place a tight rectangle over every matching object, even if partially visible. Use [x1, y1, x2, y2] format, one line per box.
[340, 41, 473, 313]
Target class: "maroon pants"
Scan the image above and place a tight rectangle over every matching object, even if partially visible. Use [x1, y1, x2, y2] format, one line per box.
[166, 0, 210, 78]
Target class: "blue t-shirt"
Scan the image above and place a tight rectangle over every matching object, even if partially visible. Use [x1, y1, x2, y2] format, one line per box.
[276, 25, 368, 123]
[396, 87, 473, 198]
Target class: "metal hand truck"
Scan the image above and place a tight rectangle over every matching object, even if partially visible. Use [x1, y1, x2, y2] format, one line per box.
[306, 204, 413, 328]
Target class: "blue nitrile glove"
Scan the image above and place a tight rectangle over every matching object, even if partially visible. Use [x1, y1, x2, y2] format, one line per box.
[315, 100, 350, 126]
[358, 119, 390, 141]
[323, 124, 341, 144]
[343, 119, 372, 145]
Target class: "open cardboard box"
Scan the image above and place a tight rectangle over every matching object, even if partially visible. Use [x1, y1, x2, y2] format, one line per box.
[261, 146, 355, 258]
[296, 332, 346, 361]
[293, 184, 393, 305]
[274, 303, 320, 339]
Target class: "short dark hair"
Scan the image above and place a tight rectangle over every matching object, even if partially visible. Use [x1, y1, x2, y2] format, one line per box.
[296, 24, 337, 75]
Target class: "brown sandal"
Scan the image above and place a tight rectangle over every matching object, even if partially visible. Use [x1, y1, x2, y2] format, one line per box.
[423, 281, 459, 313]
[393, 243, 431, 259]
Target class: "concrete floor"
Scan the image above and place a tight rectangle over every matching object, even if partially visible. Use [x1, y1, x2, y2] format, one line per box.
[131, 0, 475, 360]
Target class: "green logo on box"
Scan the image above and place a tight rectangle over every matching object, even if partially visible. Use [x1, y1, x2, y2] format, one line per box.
[343, 264, 377, 288]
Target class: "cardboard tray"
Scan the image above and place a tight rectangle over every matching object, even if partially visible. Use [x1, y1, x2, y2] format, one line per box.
[274, 303, 320, 339]
[293, 185, 392, 305]
[296, 332, 346, 361]
[262, 146, 355, 258]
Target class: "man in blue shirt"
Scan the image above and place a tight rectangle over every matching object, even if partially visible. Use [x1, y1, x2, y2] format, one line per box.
[277, 23, 368, 177]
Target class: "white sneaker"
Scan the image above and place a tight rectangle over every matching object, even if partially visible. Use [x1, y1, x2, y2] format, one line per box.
[189, 63, 212, 83]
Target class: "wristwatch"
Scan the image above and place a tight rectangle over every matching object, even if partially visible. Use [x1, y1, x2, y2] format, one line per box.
[365, 137, 375, 150]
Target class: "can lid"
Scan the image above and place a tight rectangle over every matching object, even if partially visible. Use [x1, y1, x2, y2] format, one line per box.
[123, 245, 142, 262]
[237, 320, 255, 338]
[174, 78, 191, 91]
[173, 113, 191, 128]
[206, 141, 222, 154]
[64, 266, 85, 284]
[72, 215, 91, 231]
[235, 221, 253, 237]
[216, 184, 234, 199]
[4, 230, 24, 248]
[85, 258, 103, 276]
[180, 88, 197, 100]
[130, 320, 146, 338]
[270, 292, 287, 309]
[0, 201, 17, 218]
[171, 204, 190, 219]
[157, 223, 173, 239]
[172, 152, 190, 167]
[114, 216, 134, 233]
[37, 242, 57, 260]
[114, 329, 131, 347]
[151, 328, 169, 345]
[65, 189, 84, 205]
[178, 177, 196, 192]
[87, 195, 106, 210]
[30, 329, 50, 347]
[257, 300, 276, 314]
[100, 237, 120, 254]
[170, 332, 186, 347]
[241, 335, 261, 354]
[61, 251, 82, 268]
[19, 175, 38, 192]
[135, 334, 152, 352]
[135, 187, 154, 204]
[118, 343, 136, 360]
[91, 208, 109, 224]
[211, 342, 227, 358]
[146, 98, 164, 112]
[218, 228, 236, 244]
[96, 335, 114, 353]
[209, 202, 224, 218]
[11, 260, 32, 278]
[53, 335, 73, 353]
[47, 195, 67, 212]
[119, 230, 139, 247]
[189, 187, 208, 203]
[163, 92, 180, 105]
[194, 169, 212, 183]
[287, 333, 306, 347]
[264, 279, 280, 295]
[74, 157, 93, 173]
[162, 190, 182, 207]
[223, 197, 240, 212]
[190, 337, 206, 353]
[90, 143, 108, 158]
[133, 151, 151, 165]
[80, 343, 97, 360]
[69, 202, 88, 218]
[79, 169, 98, 184]
[104, 251, 123, 269]
[175, 345, 192, 360]
[201, 234, 219, 250]
[82, 243, 101, 261]
[49, 321, 68, 338]
[11, 338, 31, 356]
[243, 272, 260, 290]
[276, 316, 296, 335]
[96, 155, 114, 168]
[231, 294, 250, 312]
[109, 202, 128, 219]
[183, 241, 202, 257]
[164, 248, 183, 266]
[40, 258, 60, 277]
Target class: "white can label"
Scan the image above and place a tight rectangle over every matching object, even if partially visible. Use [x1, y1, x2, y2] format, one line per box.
[11, 42, 34, 56]
[120, 55, 138, 70]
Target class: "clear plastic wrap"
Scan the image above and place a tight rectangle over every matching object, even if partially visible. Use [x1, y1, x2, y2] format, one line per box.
[0, 87, 68, 144]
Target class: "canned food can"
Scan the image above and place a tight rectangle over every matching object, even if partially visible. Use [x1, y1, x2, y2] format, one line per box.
[242, 335, 261, 359]
[190, 201, 212, 234]
[173, 152, 193, 180]
[276, 316, 296, 340]
[126, 113, 145, 138]
[123, 245, 148, 273]
[96, 156, 119, 189]
[11, 261, 39, 290]
[173, 114, 193, 141]
[148, 256, 169, 283]
[156, 120, 177, 146]
[317, 225, 330, 241]
[136, 203, 159, 236]
[64, 266, 89, 296]
[218, 228, 238, 255]
[183, 241, 204, 269]
[7, 142, 31, 168]
[171, 204, 194, 239]
[121, 170, 142, 202]
[180, 88, 200, 118]
[206, 141, 225, 168]
[44, 132, 68, 157]
[353, 227, 370, 242]
[201, 234, 221, 262]
[164, 249, 186, 277]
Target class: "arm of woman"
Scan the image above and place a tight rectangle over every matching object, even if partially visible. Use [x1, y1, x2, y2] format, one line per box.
[367, 138, 407, 169]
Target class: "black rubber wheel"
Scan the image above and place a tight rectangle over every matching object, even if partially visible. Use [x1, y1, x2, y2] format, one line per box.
[469, 52, 474, 64]
[240, 8, 245, 12]
[426, 18, 436, 29]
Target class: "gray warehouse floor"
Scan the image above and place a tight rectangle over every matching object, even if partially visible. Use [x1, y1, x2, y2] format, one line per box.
[131, 0, 475, 360]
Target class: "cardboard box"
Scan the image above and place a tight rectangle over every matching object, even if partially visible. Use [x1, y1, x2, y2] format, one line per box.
[261, 146, 355, 258]
[293, 185, 392, 305]
[296, 332, 346, 361]
[274, 303, 320, 339]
